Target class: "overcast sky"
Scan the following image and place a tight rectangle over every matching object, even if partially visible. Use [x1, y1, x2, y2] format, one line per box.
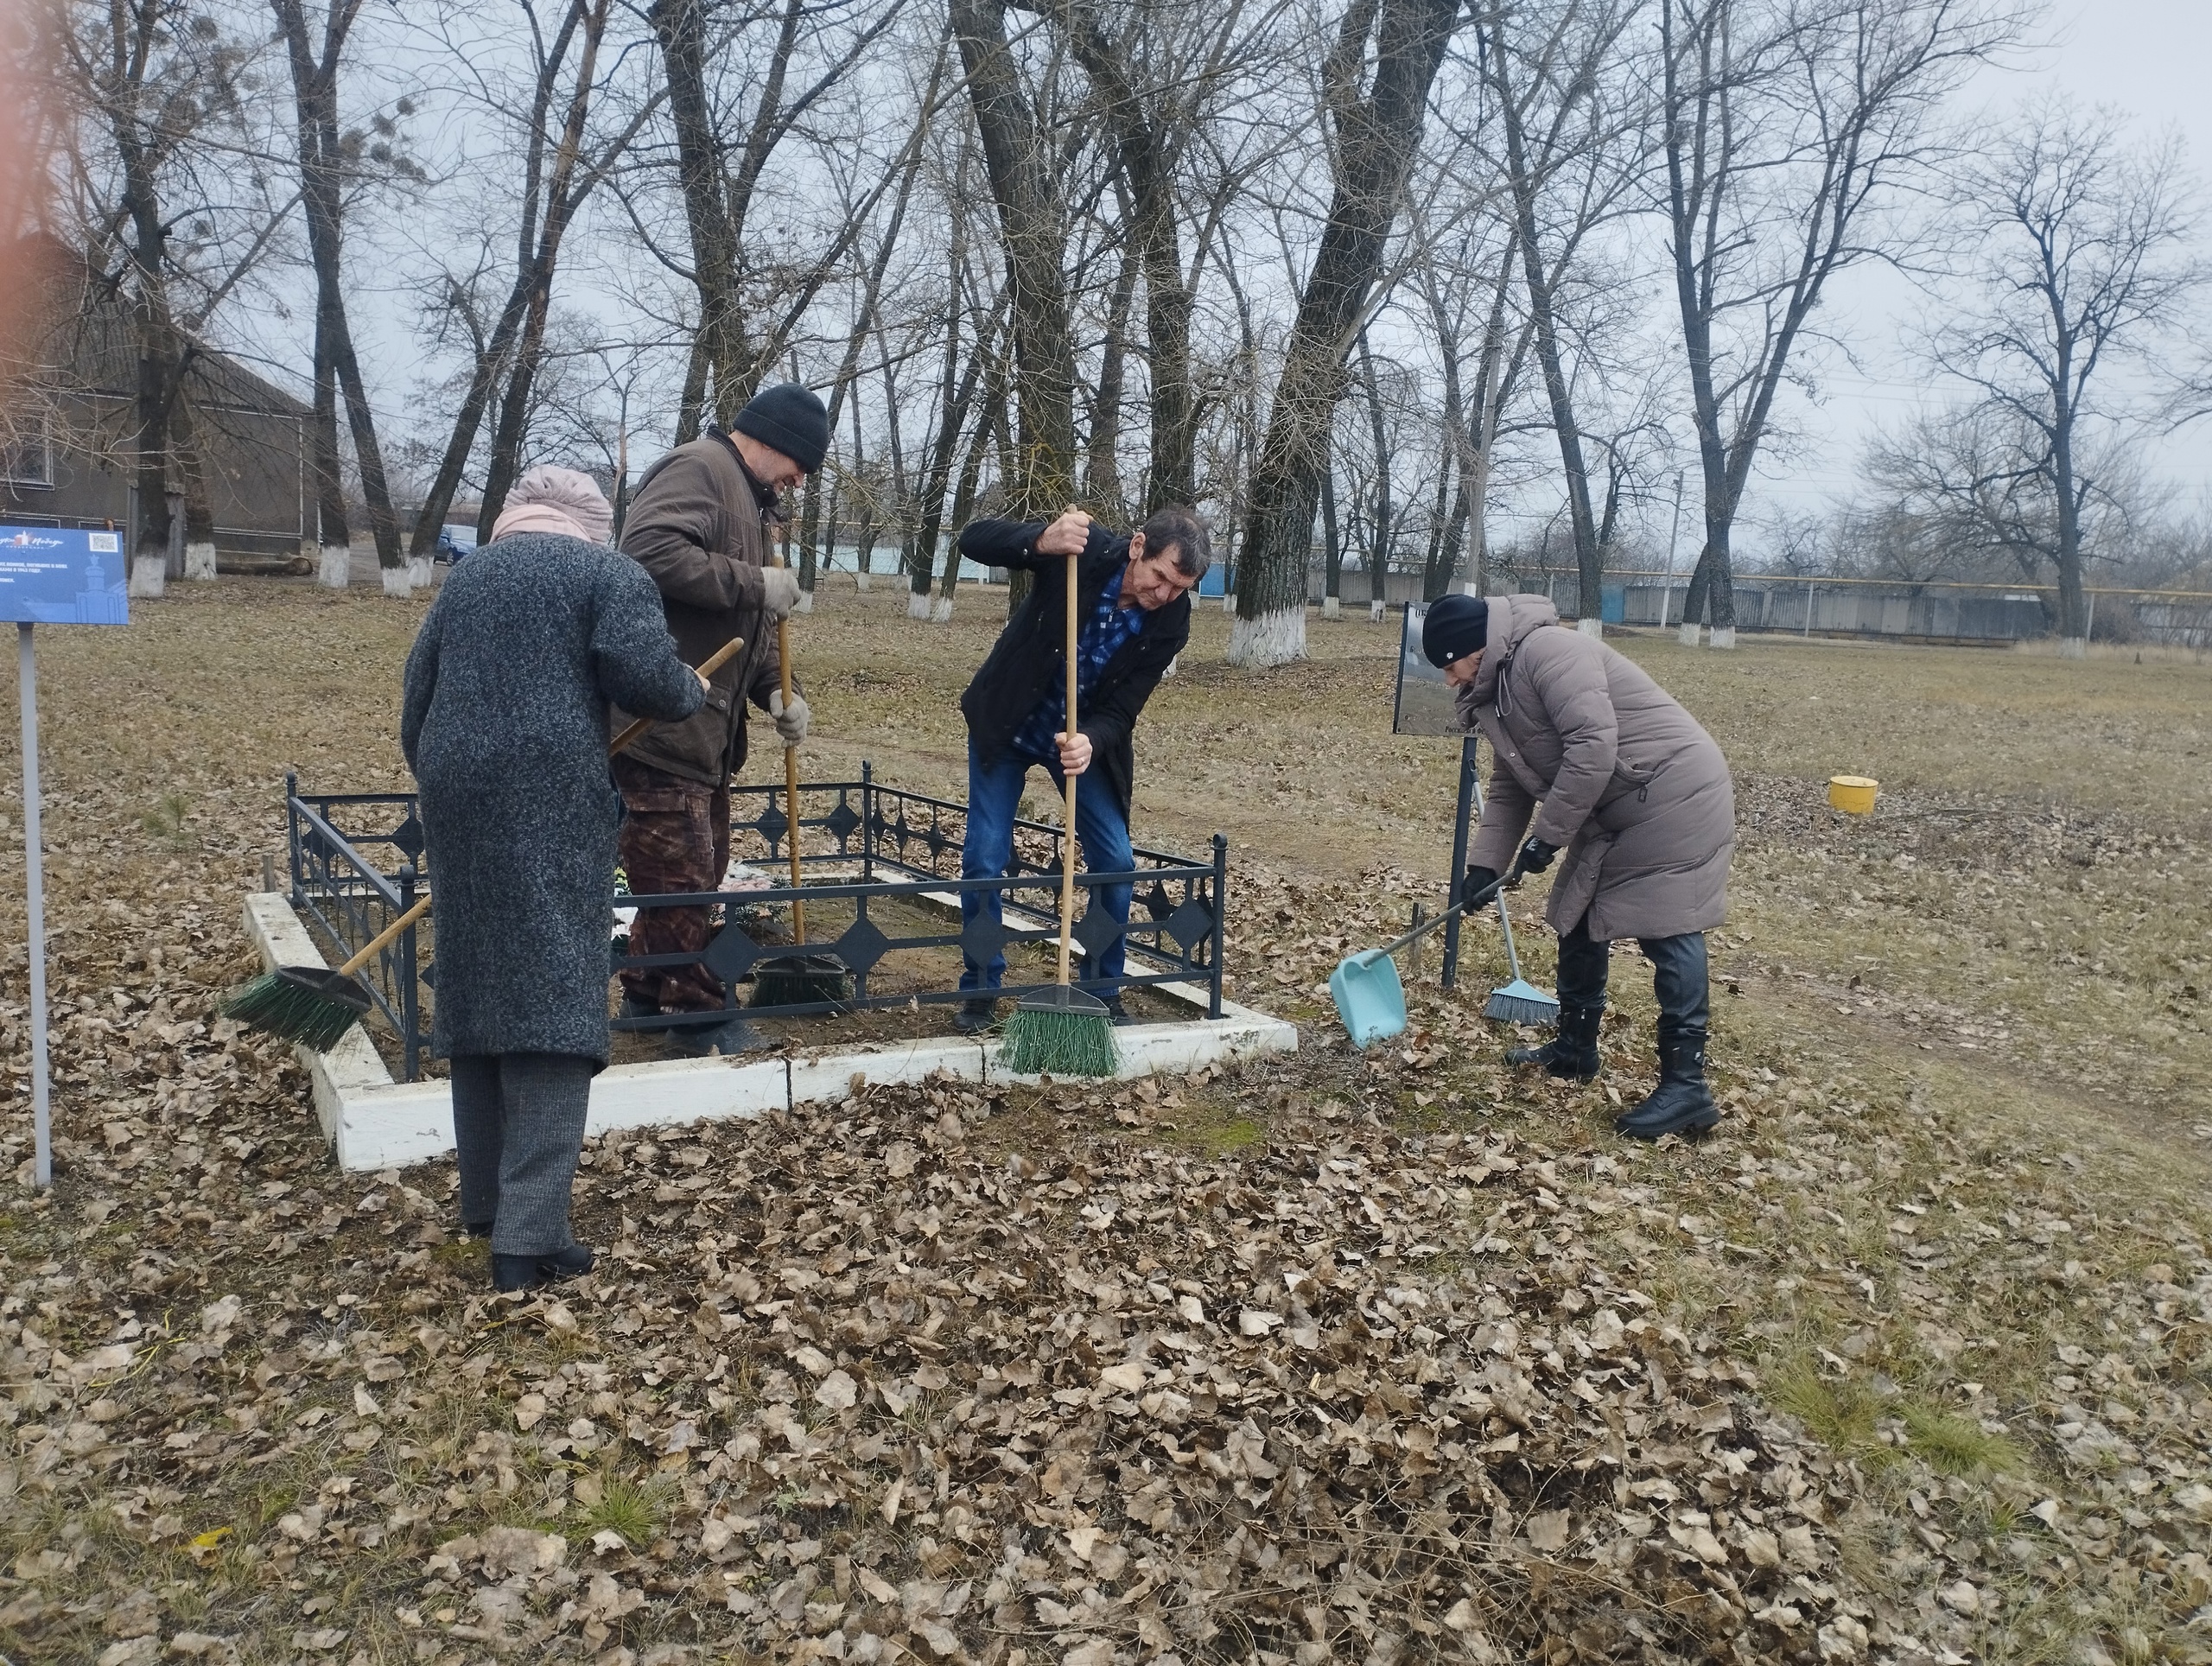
[1768, 0, 2212, 523]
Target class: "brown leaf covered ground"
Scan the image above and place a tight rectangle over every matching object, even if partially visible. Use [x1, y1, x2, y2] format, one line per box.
[1, 579, 2209, 1666]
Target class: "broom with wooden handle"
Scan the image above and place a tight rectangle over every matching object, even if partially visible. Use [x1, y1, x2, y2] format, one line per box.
[222, 634, 747, 1051]
[999, 512, 1117, 1078]
[751, 520, 853, 1008]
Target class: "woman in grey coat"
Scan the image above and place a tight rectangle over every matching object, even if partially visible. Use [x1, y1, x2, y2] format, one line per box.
[1423, 593, 1734, 1139]
[402, 467, 706, 1289]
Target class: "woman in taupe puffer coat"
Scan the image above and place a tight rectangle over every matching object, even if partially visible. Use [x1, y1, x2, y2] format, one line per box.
[1423, 592, 1734, 1138]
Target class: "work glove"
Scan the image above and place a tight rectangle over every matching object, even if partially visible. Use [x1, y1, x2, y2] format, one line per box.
[768, 688, 810, 747]
[759, 566, 802, 620]
[1462, 865, 1502, 906]
[1518, 836, 1559, 874]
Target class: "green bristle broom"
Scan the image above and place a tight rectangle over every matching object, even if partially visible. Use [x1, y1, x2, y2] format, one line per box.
[999, 527, 1117, 1078]
[751, 519, 853, 1009]
[223, 633, 748, 1049]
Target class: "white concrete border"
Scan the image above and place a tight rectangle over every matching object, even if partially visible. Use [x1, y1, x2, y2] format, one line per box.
[241, 893, 1297, 1172]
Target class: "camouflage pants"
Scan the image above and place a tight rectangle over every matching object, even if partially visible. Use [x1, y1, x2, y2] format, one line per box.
[614, 757, 730, 1013]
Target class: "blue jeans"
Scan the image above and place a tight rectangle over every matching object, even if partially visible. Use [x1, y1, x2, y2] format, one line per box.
[960, 740, 1132, 995]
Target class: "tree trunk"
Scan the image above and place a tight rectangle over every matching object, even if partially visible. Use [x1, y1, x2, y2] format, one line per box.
[272, 0, 405, 589]
[951, 0, 1077, 521]
[651, 0, 747, 425]
[170, 390, 219, 579]
[407, 4, 591, 559]
[1484, 3, 1603, 637]
[938, 349, 1008, 618]
[1320, 463, 1343, 620]
[308, 315, 349, 586]
[1084, 229, 1138, 512]
[1229, 0, 1460, 666]
[480, 0, 613, 535]
[1357, 329, 1393, 618]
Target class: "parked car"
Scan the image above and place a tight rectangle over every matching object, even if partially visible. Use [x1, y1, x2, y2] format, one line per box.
[435, 524, 478, 563]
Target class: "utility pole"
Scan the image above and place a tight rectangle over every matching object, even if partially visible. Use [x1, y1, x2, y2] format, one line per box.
[1658, 470, 1684, 632]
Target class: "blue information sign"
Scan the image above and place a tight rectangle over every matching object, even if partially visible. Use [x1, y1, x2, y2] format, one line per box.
[0, 525, 130, 625]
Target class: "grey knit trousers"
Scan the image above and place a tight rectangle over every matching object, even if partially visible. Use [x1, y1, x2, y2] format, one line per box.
[449, 1052, 596, 1257]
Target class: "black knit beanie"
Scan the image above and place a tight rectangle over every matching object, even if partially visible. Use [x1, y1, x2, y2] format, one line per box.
[1421, 593, 1491, 668]
[731, 383, 830, 474]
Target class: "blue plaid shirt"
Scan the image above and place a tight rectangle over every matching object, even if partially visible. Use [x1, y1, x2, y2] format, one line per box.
[1009, 557, 1142, 765]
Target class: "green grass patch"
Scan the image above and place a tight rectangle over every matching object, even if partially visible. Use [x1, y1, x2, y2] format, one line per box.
[1902, 1402, 2027, 1478]
[572, 1469, 675, 1548]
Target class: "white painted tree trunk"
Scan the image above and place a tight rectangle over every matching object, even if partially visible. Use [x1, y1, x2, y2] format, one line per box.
[1227, 606, 1306, 668]
[1322, 595, 1340, 620]
[129, 556, 166, 598]
[409, 556, 433, 589]
[931, 596, 955, 623]
[1577, 616, 1605, 639]
[317, 544, 350, 588]
[793, 589, 814, 614]
[906, 590, 931, 620]
[1222, 591, 1236, 614]
[380, 564, 412, 598]
[2057, 635, 2087, 659]
[1709, 626, 1737, 651]
[1677, 621, 1701, 648]
[1368, 599, 1385, 623]
[183, 541, 218, 581]
[853, 572, 871, 592]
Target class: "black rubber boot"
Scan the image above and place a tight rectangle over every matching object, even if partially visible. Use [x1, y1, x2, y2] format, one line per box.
[667, 1014, 764, 1057]
[492, 1243, 595, 1294]
[619, 990, 660, 1021]
[1506, 1002, 1604, 1081]
[952, 998, 998, 1034]
[1616, 1024, 1719, 1140]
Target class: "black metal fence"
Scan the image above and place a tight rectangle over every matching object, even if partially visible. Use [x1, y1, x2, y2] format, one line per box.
[282, 766, 1229, 1079]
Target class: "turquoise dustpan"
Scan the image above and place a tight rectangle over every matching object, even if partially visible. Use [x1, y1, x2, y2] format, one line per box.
[1330, 862, 1529, 1048]
[1330, 948, 1408, 1049]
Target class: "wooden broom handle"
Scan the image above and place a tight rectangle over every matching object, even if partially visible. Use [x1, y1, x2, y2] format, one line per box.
[1057, 531, 1080, 988]
[610, 633, 747, 754]
[338, 893, 433, 977]
[772, 523, 807, 944]
[350, 634, 748, 978]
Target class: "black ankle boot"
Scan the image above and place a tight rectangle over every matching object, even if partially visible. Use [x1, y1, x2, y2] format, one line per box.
[492, 1243, 595, 1293]
[1505, 1002, 1604, 1081]
[1617, 1024, 1719, 1140]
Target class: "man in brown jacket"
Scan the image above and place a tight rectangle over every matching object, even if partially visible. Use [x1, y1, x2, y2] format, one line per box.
[1423, 592, 1734, 1139]
[613, 383, 828, 1056]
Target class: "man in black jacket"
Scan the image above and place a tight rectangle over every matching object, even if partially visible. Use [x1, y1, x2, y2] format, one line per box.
[953, 505, 1210, 1032]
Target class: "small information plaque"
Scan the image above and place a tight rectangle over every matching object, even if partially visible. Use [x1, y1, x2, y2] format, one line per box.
[0, 525, 130, 625]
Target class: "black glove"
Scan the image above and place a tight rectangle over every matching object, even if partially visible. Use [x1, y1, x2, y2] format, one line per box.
[1518, 836, 1559, 874]
[1462, 865, 1501, 906]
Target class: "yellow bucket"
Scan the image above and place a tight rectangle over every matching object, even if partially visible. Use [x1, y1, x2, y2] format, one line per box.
[1827, 775, 1879, 815]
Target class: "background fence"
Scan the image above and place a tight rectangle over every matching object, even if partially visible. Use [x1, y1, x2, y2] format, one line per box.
[1286, 564, 2212, 646]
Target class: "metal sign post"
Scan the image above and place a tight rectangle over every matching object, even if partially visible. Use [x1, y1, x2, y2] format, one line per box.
[17, 624, 50, 1188]
[1440, 734, 1478, 989]
[3, 524, 131, 1191]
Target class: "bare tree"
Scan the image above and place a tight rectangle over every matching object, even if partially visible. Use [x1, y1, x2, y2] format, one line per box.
[58, 0, 277, 598]
[1228, 0, 1462, 668]
[951, 0, 1082, 535]
[1481, 0, 1648, 638]
[646, 0, 906, 434]
[1658, 0, 2024, 648]
[270, 0, 420, 592]
[1931, 101, 2203, 653]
